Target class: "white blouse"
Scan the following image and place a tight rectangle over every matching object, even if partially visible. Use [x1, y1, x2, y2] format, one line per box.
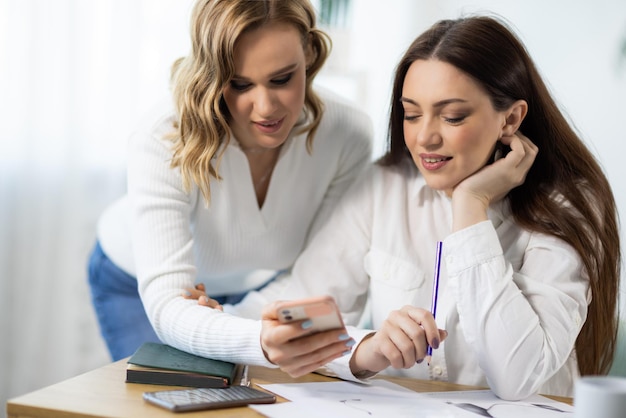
[237, 161, 589, 399]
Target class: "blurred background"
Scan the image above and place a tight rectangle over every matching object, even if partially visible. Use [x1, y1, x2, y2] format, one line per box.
[2, 0, 625, 415]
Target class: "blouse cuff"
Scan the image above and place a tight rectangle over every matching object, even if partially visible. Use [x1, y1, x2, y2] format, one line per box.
[318, 327, 376, 383]
[443, 220, 503, 276]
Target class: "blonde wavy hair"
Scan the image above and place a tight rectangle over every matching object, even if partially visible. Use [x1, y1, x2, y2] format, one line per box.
[168, 0, 331, 204]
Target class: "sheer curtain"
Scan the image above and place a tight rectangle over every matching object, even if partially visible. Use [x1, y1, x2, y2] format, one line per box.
[0, 0, 195, 413]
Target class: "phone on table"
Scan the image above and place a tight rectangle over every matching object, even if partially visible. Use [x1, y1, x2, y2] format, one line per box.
[143, 386, 276, 412]
[276, 295, 344, 333]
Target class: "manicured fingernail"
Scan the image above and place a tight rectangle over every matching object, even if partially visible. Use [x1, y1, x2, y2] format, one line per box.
[338, 333, 350, 341]
[342, 350, 352, 356]
[416, 358, 423, 364]
[184, 290, 191, 297]
[301, 320, 313, 329]
[432, 338, 440, 349]
[345, 339, 356, 348]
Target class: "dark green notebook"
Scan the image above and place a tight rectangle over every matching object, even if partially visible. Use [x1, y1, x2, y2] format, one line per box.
[126, 342, 239, 388]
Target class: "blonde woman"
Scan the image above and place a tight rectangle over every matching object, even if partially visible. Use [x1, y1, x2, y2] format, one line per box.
[87, 0, 372, 361]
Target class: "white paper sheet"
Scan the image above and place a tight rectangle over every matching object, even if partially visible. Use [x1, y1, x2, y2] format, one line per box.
[422, 389, 574, 417]
[250, 381, 574, 418]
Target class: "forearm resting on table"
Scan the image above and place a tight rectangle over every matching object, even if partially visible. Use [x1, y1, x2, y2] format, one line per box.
[347, 333, 380, 378]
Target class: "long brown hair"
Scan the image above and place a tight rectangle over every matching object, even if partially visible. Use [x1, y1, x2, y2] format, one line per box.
[169, 0, 330, 204]
[380, 15, 620, 376]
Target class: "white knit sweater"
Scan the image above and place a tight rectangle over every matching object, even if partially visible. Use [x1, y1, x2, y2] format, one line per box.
[96, 90, 373, 364]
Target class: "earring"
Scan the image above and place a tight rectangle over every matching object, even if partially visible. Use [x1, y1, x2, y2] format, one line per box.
[493, 139, 504, 162]
[494, 147, 503, 162]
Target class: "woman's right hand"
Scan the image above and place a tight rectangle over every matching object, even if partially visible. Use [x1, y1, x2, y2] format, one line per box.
[451, 131, 537, 232]
[260, 301, 356, 377]
[349, 305, 448, 375]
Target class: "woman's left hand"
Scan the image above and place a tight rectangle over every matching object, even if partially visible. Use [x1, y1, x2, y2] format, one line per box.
[451, 131, 537, 231]
[183, 283, 223, 311]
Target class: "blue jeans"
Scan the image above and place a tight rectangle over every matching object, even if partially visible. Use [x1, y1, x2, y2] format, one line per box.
[87, 242, 161, 361]
[87, 241, 277, 360]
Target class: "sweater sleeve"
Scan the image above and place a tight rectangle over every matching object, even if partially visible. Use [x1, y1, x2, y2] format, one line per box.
[127, 124, 273, 366]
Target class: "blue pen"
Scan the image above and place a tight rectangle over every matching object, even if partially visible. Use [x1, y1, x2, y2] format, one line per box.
[426, 241, 443, 363]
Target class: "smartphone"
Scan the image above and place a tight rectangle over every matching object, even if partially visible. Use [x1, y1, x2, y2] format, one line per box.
[276, 295, 344, 333]
[143, 386, 276, 412]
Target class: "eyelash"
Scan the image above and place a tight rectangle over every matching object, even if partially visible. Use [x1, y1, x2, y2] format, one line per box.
[229, 73, 293, 92]
[272, 73, 293, 85]
[230, 81, 251, 91]
[402, 114, 467, 124]
[445, 116, 466, 124]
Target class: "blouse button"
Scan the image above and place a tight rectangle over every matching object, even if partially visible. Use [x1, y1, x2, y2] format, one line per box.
[574, 313, 581, 327]
[433, 365, 443, 376]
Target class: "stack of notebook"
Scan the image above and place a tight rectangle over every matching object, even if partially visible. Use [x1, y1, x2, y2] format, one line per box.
[126, 342, 240, 388]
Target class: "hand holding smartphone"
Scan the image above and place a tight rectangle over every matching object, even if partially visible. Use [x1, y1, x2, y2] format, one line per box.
[275, 295, 344, 334]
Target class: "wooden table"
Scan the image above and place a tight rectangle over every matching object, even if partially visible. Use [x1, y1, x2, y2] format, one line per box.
[6, 359, 572, 417]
